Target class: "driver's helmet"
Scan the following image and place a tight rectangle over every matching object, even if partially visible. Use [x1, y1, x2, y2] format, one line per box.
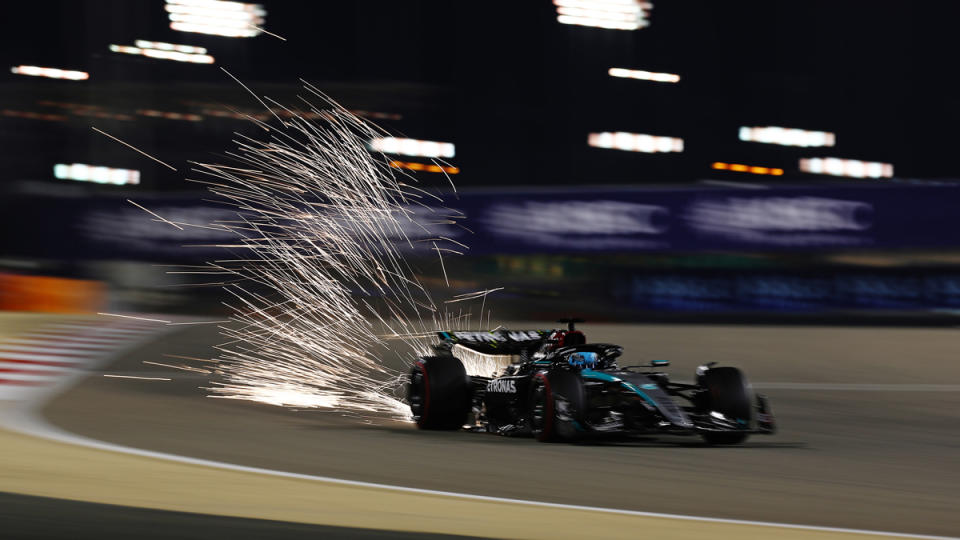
[567, 351, 599, 369]
[549, 330, 587, 349]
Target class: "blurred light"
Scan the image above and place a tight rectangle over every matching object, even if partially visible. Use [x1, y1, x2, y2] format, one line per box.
[2, 109, 67, 122]
[166, 0, 265, 38]
[370, 137, 456, 158]
[201, 108, 269, 121]
[34, 101, 134, 121]
[133, 40, 207, 54]
[195, 106, 402, 123]
[10, 65, 88, 81]
[69, 108, 135, 121]
[554, 0, 652, 31]
[739, 126, 835, 147]
[800, 158, 893, 179]
[588, 132, 683, 153]
[110, 44, 214, 64]
[169, 22, 258, 37]
[53, 163, 141, 185]
[137, 109, 203, 122]
[608, 67, 679, 83]
[351, 109, 403, 121]
[37, 100, 84, 108]
[388, 160, 459, 174]
[712, 162, 784, 176]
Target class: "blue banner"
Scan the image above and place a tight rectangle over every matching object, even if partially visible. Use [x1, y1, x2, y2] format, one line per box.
[5, 183, 960, 261]
[436, 184, 960, 254]
[618, 271, 960, 312]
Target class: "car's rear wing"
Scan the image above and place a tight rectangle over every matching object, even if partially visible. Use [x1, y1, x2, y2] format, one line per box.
[451, 344, 516, 377]
[436, 330, 552, 376]
[436, 330, 551, 348]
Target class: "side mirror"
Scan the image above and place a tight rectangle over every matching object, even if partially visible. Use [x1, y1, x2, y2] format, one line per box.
[650, 359, 669, 367]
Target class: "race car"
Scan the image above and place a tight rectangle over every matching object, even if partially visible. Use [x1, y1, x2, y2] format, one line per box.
[407, 319, 775, 444]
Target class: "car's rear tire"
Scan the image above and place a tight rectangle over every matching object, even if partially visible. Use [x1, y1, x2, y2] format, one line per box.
[529, 370, 585, 442]
[699, 367, 753, 445]
[408, 356, 470, 430]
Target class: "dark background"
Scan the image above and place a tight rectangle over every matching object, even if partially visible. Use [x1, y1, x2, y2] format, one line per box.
[2, 1, 960, 321]
[1, 0, 956, 191]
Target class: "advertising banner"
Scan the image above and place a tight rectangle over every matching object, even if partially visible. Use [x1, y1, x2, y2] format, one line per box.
[5, 183, 960, 260]
[443, 184, 960, 254]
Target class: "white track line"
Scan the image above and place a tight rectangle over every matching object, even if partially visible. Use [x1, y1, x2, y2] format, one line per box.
[3, 408, 954, 540]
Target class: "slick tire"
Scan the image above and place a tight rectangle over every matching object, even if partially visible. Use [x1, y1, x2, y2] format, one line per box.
[529, 370, 585, 443]
[699, 367, 753, 445]
[408, 356, 470, 430]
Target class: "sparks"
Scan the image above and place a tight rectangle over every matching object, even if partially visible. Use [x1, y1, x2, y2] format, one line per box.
[173, 84, 491, 420]
[252, 25, 287, 41]
[91, 126, 178, 171]
[126, 199, 185, 231]
[103, 374, 172, 381]
[97, 312, 172, 324]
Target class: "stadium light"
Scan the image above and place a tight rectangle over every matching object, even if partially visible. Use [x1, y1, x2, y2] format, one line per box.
[10, 65, 88, 81]
[608, 67, 679, 83]
[370, 137, 455, 158]
[165, 0, 266, 38]
[588, 132, 683, 153]
[712, 162, 784, 176]
[134, 40, 207, 54]
[799, 158, 893, 179]
[739, 126, 835, 147]
[54, 163, 140, 185]
[388, 161, 459, 174]
[554, 0, 652, 31]
[110, 44, 214, 64]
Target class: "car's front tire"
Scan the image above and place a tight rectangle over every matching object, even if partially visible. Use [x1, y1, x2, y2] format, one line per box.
[698, 366, 753, 445]
[408, 356, 470, 430]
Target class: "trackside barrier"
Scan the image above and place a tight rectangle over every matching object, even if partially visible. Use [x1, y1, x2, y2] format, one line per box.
[0, 274, 105, 313]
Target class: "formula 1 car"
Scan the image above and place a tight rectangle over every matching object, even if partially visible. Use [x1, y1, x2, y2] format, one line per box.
[407, 319, 775, 444]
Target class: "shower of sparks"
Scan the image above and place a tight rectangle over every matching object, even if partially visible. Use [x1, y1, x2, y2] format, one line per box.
[445, 287, 505, 304]
[172, 82, 490, 420]
[104, 374, 172, 381]
[144, 360, 213, 374]
[164, 320, 232, 326]
[91, 126, 178, 171]
[126, 199, 184, 230]
[252, 25, 287, 41]
[433, 242, 449, 287]
[163, 353, 219, 363]
[97, 312, 173, 324]
[218, 67, 283, 124]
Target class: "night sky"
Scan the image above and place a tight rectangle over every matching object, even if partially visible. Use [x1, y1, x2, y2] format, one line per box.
[1, 1, 958, 189]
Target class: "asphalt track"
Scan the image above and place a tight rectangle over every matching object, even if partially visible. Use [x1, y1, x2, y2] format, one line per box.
[38, 323, 960, 537]
[0, 491, 483, 540]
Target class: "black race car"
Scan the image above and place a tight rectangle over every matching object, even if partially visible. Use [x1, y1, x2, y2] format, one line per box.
[407, 320, 775, 444]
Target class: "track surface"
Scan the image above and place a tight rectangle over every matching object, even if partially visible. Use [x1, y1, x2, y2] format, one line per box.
[0, 492, 484, 540]
[42, 324, 960, 537]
